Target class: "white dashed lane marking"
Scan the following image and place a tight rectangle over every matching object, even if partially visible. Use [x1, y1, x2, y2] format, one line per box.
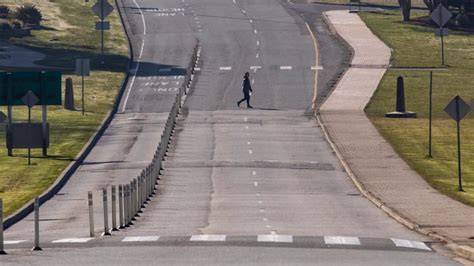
[247, 141, 251, 145]
[248, 150, 253, 154]
[258, 235, 293, 243]
[52, 238, 94, 243]
[190, 235, 226, 241]
[252, 171, 257, 176]
[311, 66, 324, 70]
[257, 41, 260, 46]
[391, 238, 431, 251]
[219, 66, 232, 70]
[324, 236, 361, 245]
[254, 29, 258, 34]
[122, 236, 160, 242]
[254, 181, 258, 187]
[280, 66, 292, 70]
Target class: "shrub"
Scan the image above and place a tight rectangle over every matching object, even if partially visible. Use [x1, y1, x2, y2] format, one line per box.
[0, 5, 9, 19]
[15, 4, 42, 26]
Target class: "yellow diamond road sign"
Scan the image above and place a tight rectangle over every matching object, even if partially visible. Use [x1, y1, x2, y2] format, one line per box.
[92, 0, 114, 20]
[444, 95, 471, 122]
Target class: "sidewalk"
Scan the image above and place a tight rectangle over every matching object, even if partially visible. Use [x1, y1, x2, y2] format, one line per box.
[318, 10, 474, 261]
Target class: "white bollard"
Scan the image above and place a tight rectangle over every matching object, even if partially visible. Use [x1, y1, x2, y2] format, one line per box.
[119, 185, 124, 229]
[102, 188, 111, 236]
[32, 197, 42, 251]
[0, 198, 6, 255]
[88, 192, 94, 237]
[111, 185, 118, 231]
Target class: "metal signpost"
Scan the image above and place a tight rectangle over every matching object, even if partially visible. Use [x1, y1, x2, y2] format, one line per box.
[75, 59, 91, 115]
[430, 4, 452, 65]
[444, 95, 471, 192]
[92, 0, 114, 63]
[428, 71, 433, 158]
[22, 91, 39, 165]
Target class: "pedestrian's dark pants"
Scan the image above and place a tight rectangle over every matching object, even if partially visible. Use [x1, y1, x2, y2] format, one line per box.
[238, 93, 251, 107]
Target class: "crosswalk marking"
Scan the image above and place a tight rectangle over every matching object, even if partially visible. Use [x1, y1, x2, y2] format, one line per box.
[258, 235, 293, 243]
[324, 236, 361, 245]
[4, 240, 27, 244]
[122, 236, 160, 242]
[52, 238, 94, 243]
[390, 238, 431, 251]
[190, 235, 226, 241]
[219, 66, 232, 71]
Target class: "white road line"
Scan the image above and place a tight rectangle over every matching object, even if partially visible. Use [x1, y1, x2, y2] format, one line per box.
[249, 19, 253, 23]
[258, 200, 263, 204]
[250, 66, 262, 70]
[266, 225, 272, 228]
[52, 238, 94, 243]
[263, 217, 268, 222]
[122, 236, 160, 242]
[145, 82, 150, 86]
[190, 235, 226, 241]
[121, 0, 147, 113]
[247, 141, 251, 145]
[245, 125, 249, 129]
[257, 41, 260, 46]
[258, 235, 293, 243]
[219, 66, 232, 70]
[242, 9, 246, 14]
[194, 17, 198, 20]
[249, 150, 253, 154]
[311, 66, 324, 70]
[244, 117, 248, 122]
[280, 66, 292, 70]
[252, 171, 257, 176]
[260, 209, 265, 212]
[4, 240, 27, 244]
[391, 238, 431, 251]
[256, 53, 259, 59]
[233, 0, 236, 3]
[254, 181, 258, 187]
[324, 236, 361, 245]
[194, 67, 201, 71]
[254, 29, 258, 34]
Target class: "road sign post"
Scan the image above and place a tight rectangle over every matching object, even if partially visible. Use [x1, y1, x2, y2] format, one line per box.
[92, 0, 114, 64]
[431, 4, 452, 66]
[428, 72, 433, 158]
[76, 59, 91, 115]
[22, 91, 39, 165]
[444, 95, 471, 192]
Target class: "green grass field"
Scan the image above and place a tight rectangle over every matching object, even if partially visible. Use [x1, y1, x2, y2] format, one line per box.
[362, 11, 474, 206]
[0, 0, 128, 216]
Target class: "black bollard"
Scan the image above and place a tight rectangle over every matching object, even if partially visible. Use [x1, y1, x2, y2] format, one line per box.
[385, 76, 417, 118]
[64, 78, 75, 111]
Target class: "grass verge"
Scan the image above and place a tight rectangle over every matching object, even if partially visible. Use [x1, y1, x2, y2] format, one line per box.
[0, 0, 128, 216]
[362, 11, 474, 206]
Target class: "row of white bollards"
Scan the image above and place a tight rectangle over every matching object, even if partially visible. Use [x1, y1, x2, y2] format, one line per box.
[87, 167, 161, 236]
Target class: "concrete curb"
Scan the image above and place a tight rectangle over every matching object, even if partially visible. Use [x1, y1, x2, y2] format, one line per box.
[3, 0, 133, 230]
[314, 11, 473, 262]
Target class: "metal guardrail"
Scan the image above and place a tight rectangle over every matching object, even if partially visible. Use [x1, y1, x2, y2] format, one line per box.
[89, 42, 201, 236]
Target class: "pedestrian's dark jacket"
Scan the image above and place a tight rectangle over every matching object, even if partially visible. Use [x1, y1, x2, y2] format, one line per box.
[242, 77, 253, 95]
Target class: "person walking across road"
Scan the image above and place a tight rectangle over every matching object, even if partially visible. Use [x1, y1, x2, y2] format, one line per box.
[237, 72, 253, 108]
